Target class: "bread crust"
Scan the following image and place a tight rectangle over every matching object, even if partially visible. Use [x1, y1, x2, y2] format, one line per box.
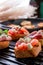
[38, 22, 43, 27]
[38, 39, 43, 46]
[23, 25, 35, 29]
[21, 21, 31, 26]
[0, 41, 10, 49]
[14, 42, 41, 58]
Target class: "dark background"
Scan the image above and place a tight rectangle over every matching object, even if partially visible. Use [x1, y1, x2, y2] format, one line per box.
[30, 0, 43, 18]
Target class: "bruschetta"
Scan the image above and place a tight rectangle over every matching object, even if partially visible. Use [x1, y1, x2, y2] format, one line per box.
[29, 30, 43, 46]
[0, 29, 12, 49]
[14, 37, 41, 58]
[8, 26, 29, 40]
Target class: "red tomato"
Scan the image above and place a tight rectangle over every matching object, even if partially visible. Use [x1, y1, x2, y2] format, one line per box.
[8, 29, 14, 35]
[8, 27, 29, 36]
[8, 29, 18, 37]
[19, 27, 29, 34]
[17, 43, 28, 50]
[30, 39, 39, 46]
[16, 42, 21, 47]
[33, 34, 43, 39]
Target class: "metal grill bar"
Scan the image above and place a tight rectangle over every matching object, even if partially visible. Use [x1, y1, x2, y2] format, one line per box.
[0, 19, 43, 65]
[0, 56, 25, 65]
[0, 41, 26, 65]
[0, 36, 43, 65]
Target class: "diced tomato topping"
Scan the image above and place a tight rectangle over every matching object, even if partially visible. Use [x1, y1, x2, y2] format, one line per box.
[8, 29, 18, 37]
[29, 33, 43, 39]
[8, 29, 14, 35]
[8, 27, 29, 36]
[42, 36, 43, 39]
[19, 27, 29, 34]
[16, 43, 18, 46]
[16, 41, 21, 47]
[17, 43, 28, 50]
[33, 34, 43, 39]
[30, 39, 39, 46]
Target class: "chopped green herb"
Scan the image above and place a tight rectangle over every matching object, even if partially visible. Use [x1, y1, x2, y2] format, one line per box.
[3, 29, 8, 34]
[0, 29, 3, 35]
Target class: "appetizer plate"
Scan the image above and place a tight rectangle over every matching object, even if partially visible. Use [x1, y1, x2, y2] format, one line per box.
[0, 18, 43, 32]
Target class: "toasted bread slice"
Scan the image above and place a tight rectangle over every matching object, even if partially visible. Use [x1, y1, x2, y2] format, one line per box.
[21, 21, 31, 26]
[38, 39, 43, 46]
[0, 41, 10, 49]
[8, 27, 29, 40]
[38, 22, 43, 27]
[14, 42, 41, 58]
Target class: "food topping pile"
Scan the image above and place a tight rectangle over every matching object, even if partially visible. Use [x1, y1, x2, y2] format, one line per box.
[0, 29, 12, 41]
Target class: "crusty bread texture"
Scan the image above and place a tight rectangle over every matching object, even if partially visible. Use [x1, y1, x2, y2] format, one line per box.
[0, 41, 10, 49]
[14, 42, 41, 58]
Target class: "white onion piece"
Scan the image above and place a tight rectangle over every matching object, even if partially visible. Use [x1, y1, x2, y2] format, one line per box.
[27, 43, 33, 50]
[0, 33, 12, 41]
[1, 33, 7, 37]
[1, 34, 7, 41]
[6, 36, 12, 40]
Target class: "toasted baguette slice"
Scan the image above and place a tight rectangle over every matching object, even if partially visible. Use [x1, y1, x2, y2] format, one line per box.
[31, 42, 41, 57]
[38, 22, 43, 27]
[14, 42, 41, 58]
[21, 21, 31, 26]
[38, 39, 43, 46]
[8, 27, 29, 40]
[0, 41, 10, 49]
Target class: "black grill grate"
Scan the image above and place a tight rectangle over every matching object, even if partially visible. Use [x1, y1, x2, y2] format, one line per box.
[0, 41, 26, 65]
[0, 41, 43, 65]
[0, 19, 43, 65]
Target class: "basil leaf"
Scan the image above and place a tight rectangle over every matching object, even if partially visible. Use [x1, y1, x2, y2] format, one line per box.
[3, 29, 8, 34]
